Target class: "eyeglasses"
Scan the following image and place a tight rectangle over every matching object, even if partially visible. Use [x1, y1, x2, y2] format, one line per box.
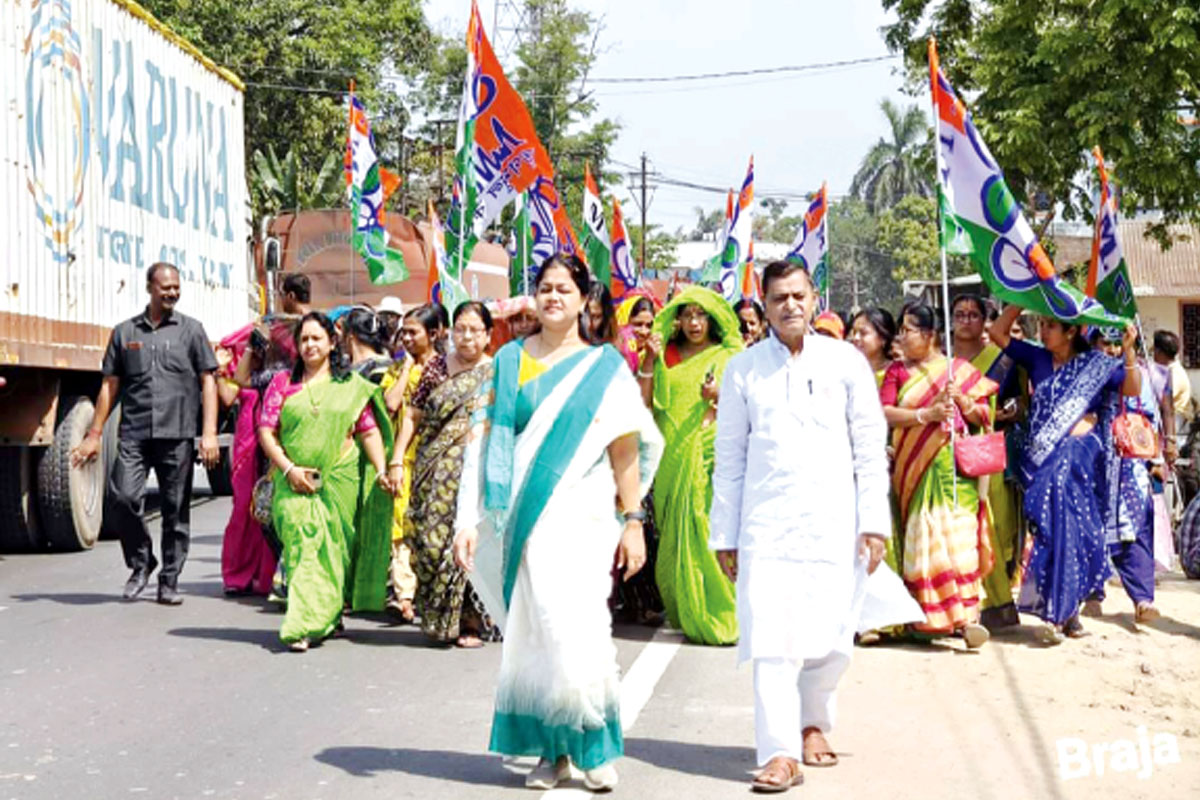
[953, 312, 983, 322]
[452, 326, 487, 338]
[678, 310, 708, 323]
[898, 325, 924, 337]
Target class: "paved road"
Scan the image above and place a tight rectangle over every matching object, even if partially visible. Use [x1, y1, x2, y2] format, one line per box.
[3, 494, 1200, 800]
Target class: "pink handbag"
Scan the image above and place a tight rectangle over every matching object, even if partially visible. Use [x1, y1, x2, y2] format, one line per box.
[955, 431, 1007, 477]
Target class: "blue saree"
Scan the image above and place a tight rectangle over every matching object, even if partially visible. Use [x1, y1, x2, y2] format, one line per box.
[1016, 350, 1124, 625]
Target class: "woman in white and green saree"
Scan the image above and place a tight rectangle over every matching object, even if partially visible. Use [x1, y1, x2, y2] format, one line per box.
[454, 255, 663, 792]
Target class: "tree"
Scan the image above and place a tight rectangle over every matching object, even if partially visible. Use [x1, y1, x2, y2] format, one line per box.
[826, 199, 902, 312]
[874, 194, 971, 284]
[850, 99, 934, 214]
[512, 0, 621, 223]
[142, 0, 432, 220]
[686, 206, 727, 241]
[882, 0, 1200, 242]
[628, 224, 679, 273]
[250, 146, 346, 224]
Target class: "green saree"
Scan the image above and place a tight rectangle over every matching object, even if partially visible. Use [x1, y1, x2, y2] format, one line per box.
[650, 287, 743, 645]
[269, 372, 393, 644]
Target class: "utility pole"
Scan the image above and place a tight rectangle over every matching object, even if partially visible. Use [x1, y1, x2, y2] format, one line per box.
[430, 118, 455, 204]
[639, 153, 648, 271]
[627, 153, 656, 272]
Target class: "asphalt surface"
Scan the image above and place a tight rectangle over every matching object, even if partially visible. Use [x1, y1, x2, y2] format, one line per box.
[3, 491, 1199, 800]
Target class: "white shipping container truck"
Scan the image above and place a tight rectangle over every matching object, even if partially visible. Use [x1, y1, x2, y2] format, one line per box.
[0, 0, 254, 551]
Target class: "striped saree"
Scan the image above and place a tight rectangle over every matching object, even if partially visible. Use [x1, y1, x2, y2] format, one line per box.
[889, 357, 997, 633]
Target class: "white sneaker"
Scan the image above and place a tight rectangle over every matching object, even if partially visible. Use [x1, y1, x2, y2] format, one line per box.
[525, 757, 570, 790]
[583, 763, 618, 792]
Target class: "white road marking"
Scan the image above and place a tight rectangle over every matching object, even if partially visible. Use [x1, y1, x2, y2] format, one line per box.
[543, 627, 684, 797]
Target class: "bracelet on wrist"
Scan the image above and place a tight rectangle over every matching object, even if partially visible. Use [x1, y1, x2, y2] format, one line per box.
[637, 370, 653, 379]
[283, 463, 296, 478]
[622, 509, 647, 524]
[85, 428, 103, 440]
[915, 408, 926, 425]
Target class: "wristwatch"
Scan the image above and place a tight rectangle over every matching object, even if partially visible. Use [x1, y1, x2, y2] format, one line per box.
[622, 510, 647, 523]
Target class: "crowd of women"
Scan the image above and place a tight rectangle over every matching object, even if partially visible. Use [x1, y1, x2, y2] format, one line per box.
[213, 269, 1188, 654]
[205, 259, 1191, 788]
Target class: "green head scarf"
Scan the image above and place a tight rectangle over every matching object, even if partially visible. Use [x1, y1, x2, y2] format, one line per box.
[650, 286, 743, 414]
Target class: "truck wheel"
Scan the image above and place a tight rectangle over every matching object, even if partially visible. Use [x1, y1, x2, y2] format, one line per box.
[37, 396, 103, 551]
[206, 446, 234, 496]
[0, 447, 44, 551]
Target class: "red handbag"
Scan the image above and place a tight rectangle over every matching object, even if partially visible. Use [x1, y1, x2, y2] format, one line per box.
[955, 430, 1007, 477]
[1112, 402, 1159, 459]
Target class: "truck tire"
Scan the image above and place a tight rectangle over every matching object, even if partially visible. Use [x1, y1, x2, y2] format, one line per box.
[37, 396, 104, 551]
[0, 447, 43, 552]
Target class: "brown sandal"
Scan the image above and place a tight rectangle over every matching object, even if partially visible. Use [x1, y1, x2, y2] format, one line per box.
[802, 727, 839, 767]
[751, 756, 803, 793]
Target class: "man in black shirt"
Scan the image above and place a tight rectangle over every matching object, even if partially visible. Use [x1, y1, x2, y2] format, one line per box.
[72, 263, 220, 604]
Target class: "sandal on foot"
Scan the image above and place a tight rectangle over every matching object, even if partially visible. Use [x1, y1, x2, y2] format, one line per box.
[751, 756, 803, 793]
[1081, 599, 1103, 618]
[1063, 615, 1090, 639]
[455, 634, 484, 649]
[961, 623, 990, 649]
[525, 756, 570, 789]
[287, 637, 309, 653]
[801, 727, 839, 768]
[1135, 602, 1160, 624]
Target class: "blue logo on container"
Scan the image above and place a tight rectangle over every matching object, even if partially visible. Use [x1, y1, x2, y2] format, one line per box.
[25, 0, 90, 264]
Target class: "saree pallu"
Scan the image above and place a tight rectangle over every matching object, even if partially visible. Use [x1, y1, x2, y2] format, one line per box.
[271, 374, 392, 643]
[650, 287, 743, 645]
[1017, 351, 1122, 625]
[406, 362, 498, 643]
[462, 343, 664, 770]
[221, 387, 277, 595]
[891, 358, 996, 633]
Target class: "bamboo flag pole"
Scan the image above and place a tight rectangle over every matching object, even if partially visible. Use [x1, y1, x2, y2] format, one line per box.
[929, 38, 958, 502]
[347, 80, 356, 304]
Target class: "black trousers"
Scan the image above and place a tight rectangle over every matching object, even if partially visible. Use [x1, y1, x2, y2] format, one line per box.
[108, 438, 195, 586]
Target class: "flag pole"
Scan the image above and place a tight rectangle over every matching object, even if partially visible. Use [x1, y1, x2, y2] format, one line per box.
[521, 192, 530, 296]
[823, 182, 831, 310]
[929, 38, 957, 502]
[347, 80, 356, 304]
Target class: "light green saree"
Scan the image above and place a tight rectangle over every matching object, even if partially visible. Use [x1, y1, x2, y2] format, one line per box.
[270, 372, 393, 644]
[651, 287, 743, 645]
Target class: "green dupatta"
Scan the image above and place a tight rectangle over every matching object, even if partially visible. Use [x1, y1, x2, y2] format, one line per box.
[650, 287, 743, 645]
[272, 373, 393, 642]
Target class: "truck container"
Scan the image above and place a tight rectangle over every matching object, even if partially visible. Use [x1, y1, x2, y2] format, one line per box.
[0, 0, 254, 551]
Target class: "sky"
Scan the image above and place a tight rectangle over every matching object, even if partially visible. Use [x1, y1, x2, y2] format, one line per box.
[422, 0, 914, 236]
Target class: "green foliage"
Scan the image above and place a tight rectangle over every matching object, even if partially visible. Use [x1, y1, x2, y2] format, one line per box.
[513, 0, 621, 219]
[827, 199, 902, 312]
[628, 224, 679, 272]
[753, 198, 804, 244]
[141, 0, 432, 221]
[687, 207, 727, 241]
[882, 0, 1200, 242]
[850, 99, 934, 214]
[250, 146, 346, 222]
[875, 194, 971, 284]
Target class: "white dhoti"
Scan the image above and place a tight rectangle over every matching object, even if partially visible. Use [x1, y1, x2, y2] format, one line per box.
[753, 652, 851, 765]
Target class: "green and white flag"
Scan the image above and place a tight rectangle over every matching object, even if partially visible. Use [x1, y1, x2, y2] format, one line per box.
[581, 163, 612, 285]
[929, 41, 1129, 327]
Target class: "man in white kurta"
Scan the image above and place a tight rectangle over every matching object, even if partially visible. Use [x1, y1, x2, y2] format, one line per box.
[709, 263, 891, 791]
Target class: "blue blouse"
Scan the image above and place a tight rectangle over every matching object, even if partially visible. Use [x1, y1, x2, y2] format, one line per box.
[1004, 338, 1124, 415]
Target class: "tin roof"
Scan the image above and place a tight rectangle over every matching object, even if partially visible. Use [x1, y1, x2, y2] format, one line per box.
[1050, 220, 1200, 298]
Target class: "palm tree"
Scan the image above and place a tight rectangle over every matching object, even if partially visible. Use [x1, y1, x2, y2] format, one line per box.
[850, 99, 934, 214]
[250, 145, 347, 224]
